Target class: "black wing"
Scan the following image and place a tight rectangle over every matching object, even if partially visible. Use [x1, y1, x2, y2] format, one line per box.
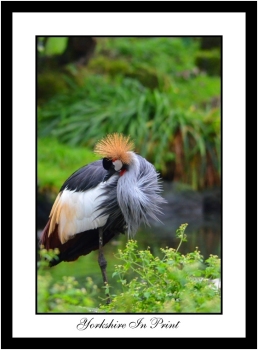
[60, 160, 106, 192]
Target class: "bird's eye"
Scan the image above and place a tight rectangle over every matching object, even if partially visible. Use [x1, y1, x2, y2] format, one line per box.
[113, 159, 123, 171]
[103, 158, 113, 170]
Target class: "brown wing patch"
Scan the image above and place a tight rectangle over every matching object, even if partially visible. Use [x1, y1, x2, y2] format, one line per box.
[48, 191, 77, 244]
[40, 220, 61, 250]
[59, 202, 77, 244]
[48, 192, 62, 236]
[94, 133, 134, 164]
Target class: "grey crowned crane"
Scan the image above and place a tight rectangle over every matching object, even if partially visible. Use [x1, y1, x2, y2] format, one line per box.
[39, 133, 166, 303]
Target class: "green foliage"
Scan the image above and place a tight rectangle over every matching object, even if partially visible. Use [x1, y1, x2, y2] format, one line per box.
[37, 71, 70, 104]
[37, 224, 221, 313]
[38, 246, 60, 269]
[38, 75, 220, 183]
[40, 37, 68, 56]
[88, 57, 160, 89]
[95, 37, 200, 75]
[195, 49, 221, 76]
[37, 248, 100, 313]
[100, 239, 221, 313]
[37, 37, 221, 189]
[175, 223, 188, 252]
[37, 137, 98, 194]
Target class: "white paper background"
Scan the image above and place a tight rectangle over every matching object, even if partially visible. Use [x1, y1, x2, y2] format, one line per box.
[13, 12, 245, 338]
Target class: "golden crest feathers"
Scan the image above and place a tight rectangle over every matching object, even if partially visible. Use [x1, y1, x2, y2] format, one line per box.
[94, 133, 134, 164]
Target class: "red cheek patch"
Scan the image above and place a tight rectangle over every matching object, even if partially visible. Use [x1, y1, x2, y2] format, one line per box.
[119, 169, 126, 176]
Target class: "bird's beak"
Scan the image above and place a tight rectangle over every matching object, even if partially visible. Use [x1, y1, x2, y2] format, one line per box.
[103, 167, 116, 182]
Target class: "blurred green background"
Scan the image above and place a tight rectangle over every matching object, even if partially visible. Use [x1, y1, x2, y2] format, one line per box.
[37, 36, 221, 310]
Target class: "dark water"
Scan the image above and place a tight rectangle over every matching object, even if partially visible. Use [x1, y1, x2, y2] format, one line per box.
[136, 215, 221, 260]
[137, 181, 222, 260]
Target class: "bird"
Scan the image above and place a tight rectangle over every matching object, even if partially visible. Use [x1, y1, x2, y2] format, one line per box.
[39, 133, 166, 303]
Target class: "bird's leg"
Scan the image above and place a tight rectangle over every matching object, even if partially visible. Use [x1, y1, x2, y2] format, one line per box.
[98, 228, 111, 304]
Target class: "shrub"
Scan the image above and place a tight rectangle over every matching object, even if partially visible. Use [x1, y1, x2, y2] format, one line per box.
[37, 224, 221, 313]
[100, 224, 221, 313]
[37, 248, 100, 313]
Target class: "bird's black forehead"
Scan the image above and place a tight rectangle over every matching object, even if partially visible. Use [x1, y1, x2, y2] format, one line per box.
[102, 158, 113, 170]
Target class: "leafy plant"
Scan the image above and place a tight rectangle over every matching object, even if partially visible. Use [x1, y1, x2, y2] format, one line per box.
[37, 248, 100, 313]
[37, 37, 221, 189]
[100, 224, 221, 313]
[37, 37, 68, 56]
[37, 224, 221, 313]
[38, 75, 220, 188]
[95, 37, 200, 75]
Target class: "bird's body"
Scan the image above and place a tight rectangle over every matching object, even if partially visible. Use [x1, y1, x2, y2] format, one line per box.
[40, 159, 124, 265]
[39, 134, 166, 300]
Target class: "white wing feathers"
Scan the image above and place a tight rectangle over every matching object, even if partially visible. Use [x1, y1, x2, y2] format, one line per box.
[49, 181, 111, 244]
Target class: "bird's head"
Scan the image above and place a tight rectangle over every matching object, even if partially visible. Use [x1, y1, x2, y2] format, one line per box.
[94, 133, 134, 176]
[94, 133, 165, 236]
